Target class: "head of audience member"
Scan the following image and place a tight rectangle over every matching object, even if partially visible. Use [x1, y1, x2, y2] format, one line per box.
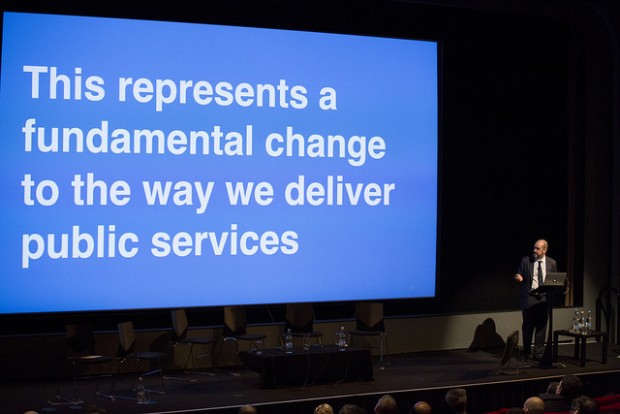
[375, 394, 398, 414]
[315, 403, 335, 414]
[546, 382, 560, 394]
[410, 400, 432, 414]
[571, 396, 599, 414]
[445, 388, 467, 414]
[339, 404, 368, 414]
[557, 375, 583, 400]
[523, 396, 545, 414]
[238, 404, 257, 414]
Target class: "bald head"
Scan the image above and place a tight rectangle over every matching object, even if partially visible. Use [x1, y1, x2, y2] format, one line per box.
[238, 405, 257, 414]
[533, 240, 548, 259]
[375, 394, 398, 414]
[523, 397, 545, 414]
[411, 401, 432, 414]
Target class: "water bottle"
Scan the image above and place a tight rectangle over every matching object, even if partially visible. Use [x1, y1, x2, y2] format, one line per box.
[571, 308, 580, 333]
[136, 376, 146, 404]
[284, 328, 293, 351]
[579, 310, 587, 334]
[585, 310, 592, 333]
[337, 326, 347, 348]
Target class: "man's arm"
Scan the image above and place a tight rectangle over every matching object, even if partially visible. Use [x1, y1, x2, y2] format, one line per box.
[515, 256, 527, 282]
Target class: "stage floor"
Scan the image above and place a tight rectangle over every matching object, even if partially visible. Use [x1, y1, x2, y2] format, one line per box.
[3, 341, 620, 414]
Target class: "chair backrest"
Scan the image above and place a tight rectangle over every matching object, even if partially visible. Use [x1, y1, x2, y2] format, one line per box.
[117, 321, 136, 357]
[223, 306, 247, 336]
[286, 303, 315, 333]
[66, 323, 96, 357]
[355, 302, 385, 331]
[171, 309, 189, 340]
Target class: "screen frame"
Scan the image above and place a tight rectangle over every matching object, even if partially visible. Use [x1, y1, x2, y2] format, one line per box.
[0, 8, 443, 327]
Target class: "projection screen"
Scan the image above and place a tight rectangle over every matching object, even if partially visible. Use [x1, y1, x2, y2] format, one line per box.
[0, 12, 438, 313]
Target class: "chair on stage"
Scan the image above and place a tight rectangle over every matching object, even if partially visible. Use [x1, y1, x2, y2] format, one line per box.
[222, 306, 267, 351]
[101, 321, 168, 400]
[348, 301, 389, 368]
[285, 303, 322, 345]
[53, 323, 114, 406]
[169, 309, 217, 377]
[220, 306, 266, 375]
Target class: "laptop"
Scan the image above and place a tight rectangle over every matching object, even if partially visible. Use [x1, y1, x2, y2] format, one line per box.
[542, 272, 568, 287]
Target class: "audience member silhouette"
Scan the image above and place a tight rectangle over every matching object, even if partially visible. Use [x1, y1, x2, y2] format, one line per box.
[539, 374, 583, 412]
[339, 403, 368, 414]
[445, 388, 468, 414]
[506, 408, 525, 414]
[538, 381, 560, 400]
[523, 396, 545, 414]
[375, 394, 398, 414]
[410, 400, 432, 414]
[238, 404, 257, 414]
[315, 403, 335, 414]
[547, 382, 560, 394]
[571, 395, 599, 414]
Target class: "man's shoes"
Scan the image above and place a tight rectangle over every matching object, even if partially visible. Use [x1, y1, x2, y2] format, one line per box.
[519, 353, 541, 363]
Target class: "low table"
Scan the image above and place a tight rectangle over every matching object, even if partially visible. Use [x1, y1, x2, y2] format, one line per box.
[553, 329, 608, 367]
[239, 344, 374, 388]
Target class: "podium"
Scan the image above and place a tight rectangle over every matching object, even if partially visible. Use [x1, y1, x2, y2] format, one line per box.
[535, 273, 568, 368]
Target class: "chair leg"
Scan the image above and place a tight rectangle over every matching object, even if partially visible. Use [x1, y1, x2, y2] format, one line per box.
[96, 361, 123, 402]
[49, 361, 85, 407]
[221, 337, 241, 376]
[349, 332, 389, 370]
[164, 343, 210, 381]
[378, 334, 383, 366]
[140, 359, 166, 394]
[181, 343, 195, 371]
[380, 333, 391, 369]
[96, 357, 165, 401]
[189, 343, 216, 376]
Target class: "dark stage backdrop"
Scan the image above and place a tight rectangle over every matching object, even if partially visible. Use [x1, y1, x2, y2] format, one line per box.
[0, 1, 577, 333]
[438, 12, 573, 313]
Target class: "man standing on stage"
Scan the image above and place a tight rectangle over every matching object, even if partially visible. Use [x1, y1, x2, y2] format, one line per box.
[514, 239, 558, 361]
